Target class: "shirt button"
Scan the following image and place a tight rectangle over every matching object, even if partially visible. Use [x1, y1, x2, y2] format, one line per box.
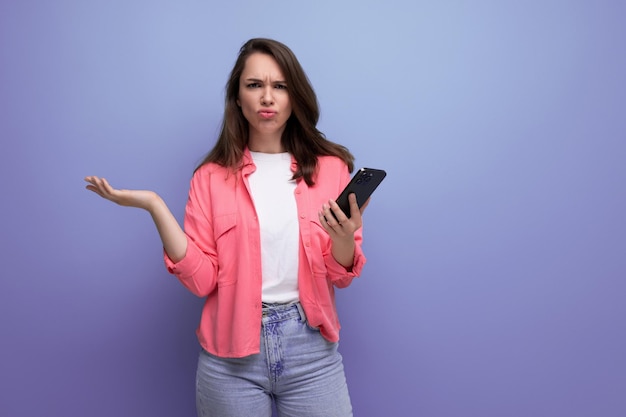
[305, 242, 310, 247]
[300, 214, 306, 219]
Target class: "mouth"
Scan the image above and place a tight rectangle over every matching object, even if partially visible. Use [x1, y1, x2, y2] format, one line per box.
[258, 110, 276, 119]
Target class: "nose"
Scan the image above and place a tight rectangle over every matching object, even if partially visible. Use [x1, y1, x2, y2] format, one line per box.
[260, 86, 274, 105]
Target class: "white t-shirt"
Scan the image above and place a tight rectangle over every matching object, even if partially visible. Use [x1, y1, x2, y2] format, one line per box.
[248, 151, 299, 303]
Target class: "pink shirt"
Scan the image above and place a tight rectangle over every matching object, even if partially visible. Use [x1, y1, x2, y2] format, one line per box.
[164, 149, 366, 358]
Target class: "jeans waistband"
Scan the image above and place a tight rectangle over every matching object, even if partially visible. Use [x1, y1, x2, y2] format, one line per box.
[261, 302, 306, 323]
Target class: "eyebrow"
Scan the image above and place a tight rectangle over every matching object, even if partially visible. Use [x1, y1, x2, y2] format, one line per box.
[244, 77, 287, 84]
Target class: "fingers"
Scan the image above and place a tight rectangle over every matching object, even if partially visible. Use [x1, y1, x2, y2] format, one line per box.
[84, 176, 105, 189]
[359, 196, 370, 214]
[84, 176, 102, 195]
[99, 177, 114, 194]
[318, 205, 344, 231]
[319, 197, 362, 235]
[84, 176, 116, 201]
[347, 193, 362, 218]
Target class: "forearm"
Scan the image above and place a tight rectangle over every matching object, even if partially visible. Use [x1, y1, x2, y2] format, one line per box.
[84, 176, 188, 261]
[331, 236, 356, 270]
[147, 195, 188, 263]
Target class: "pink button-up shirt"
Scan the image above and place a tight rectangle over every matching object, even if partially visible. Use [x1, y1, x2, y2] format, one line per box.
[164, 149, 366, 358]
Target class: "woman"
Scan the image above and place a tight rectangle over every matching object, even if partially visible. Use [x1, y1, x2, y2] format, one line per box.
[85, 38, 366, 417]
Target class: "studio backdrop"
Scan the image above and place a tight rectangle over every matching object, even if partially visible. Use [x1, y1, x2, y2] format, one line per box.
[1, 1, 624, 416]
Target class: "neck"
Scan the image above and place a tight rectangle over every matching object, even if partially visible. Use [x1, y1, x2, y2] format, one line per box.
[248, 133, 285, 153]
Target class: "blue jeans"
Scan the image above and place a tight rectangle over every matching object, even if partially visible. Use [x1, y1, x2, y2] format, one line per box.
[196, 303, 353, 417]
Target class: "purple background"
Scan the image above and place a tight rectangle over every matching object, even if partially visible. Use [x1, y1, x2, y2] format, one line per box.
[1, 1, 625, 416]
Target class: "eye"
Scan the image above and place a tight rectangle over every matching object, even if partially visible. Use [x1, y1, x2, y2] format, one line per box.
[246, 82, 261, 88]
[274, 84, 287, 90]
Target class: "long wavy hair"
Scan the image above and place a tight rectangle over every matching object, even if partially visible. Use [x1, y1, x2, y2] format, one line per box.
[196, 38, 354, 185]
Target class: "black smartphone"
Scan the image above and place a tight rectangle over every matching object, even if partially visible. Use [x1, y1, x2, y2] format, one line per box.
[335, 168, 387, 218]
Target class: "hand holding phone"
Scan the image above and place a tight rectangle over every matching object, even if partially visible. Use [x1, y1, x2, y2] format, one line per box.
[335, 168, 386, 218]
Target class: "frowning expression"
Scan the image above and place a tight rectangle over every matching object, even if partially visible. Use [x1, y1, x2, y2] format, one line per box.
[237, 53, 292, 146]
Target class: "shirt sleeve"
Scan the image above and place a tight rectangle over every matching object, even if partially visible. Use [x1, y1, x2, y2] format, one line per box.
[164, 169, 219, 297]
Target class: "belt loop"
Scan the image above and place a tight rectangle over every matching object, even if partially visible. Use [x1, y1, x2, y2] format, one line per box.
[295, 302, 306, 323]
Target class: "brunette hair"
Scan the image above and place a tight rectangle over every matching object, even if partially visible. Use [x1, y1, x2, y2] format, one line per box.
[197, 38, 354, 185]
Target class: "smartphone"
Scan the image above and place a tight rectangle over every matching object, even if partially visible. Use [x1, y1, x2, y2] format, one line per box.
[335, 168, 387, 218]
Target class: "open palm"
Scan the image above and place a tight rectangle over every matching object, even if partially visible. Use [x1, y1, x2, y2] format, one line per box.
[84, 176, 158, 210]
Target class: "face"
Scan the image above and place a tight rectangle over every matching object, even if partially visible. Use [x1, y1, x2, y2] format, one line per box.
[237, 53, 292, 150]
